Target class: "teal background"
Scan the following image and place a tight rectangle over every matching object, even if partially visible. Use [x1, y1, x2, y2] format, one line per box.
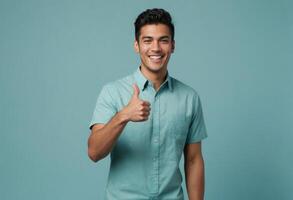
[1, 0, 292, 199]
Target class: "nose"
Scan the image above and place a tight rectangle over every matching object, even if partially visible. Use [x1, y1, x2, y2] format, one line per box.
[151, 40, 161, 52]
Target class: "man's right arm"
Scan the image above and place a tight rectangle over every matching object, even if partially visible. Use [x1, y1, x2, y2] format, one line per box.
[87, 110, 129, 162]
[87, 84, 150, 162]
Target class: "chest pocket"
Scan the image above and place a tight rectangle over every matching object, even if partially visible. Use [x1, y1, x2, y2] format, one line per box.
[166, 111, 191, 162]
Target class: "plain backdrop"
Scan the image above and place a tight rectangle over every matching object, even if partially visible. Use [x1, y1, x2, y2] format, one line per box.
[1, 0, 292, 199]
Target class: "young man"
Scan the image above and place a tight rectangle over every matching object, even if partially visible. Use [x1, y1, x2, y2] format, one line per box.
[88, 8, 208, 200]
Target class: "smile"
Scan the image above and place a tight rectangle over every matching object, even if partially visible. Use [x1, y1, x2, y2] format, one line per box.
[148, 55, 163, 62]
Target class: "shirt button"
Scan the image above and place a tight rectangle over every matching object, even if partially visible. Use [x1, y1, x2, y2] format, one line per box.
[154, 139, 158, 143]
[153, 158, 157, 161]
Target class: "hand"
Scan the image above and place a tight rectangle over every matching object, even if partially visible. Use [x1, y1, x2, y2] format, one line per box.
[121, 84, 151, 122]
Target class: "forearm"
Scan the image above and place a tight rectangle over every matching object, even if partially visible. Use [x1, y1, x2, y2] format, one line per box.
[185, 155, 205, 200]
[88, 110, 129, 162]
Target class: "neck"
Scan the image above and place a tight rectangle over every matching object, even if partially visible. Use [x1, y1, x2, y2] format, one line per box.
[140, 66, 167, 91]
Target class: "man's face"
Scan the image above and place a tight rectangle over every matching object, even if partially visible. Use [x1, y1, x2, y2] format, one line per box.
[134, 24, 175, 73]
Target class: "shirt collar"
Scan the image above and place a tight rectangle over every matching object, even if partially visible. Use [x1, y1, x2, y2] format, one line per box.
[133, 66, 173, 92]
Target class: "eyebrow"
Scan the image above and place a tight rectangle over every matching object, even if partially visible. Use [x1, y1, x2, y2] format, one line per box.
[141, 36, 170, 40]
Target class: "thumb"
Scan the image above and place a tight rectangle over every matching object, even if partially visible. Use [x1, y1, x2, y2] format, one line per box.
[132, 83, 140, 99]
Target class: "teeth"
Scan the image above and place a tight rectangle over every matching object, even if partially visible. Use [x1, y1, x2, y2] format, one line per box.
[149, 55, 162, 59]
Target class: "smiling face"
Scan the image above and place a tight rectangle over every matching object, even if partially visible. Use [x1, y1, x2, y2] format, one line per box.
[134, 24, 175, 74]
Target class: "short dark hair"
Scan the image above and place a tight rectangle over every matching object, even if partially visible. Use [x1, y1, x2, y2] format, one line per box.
[134, 8, 175, 42]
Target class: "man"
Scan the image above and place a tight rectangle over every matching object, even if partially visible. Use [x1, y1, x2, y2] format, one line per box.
[88, 8, 208, 200]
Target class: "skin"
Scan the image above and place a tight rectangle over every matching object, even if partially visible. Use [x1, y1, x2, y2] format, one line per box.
[87, 23, 205, 200]
[184, 142, 205, 200]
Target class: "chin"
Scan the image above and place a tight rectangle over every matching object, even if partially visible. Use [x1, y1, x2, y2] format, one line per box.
[147, 66, 164, 73]
[145, 63, 165, 71]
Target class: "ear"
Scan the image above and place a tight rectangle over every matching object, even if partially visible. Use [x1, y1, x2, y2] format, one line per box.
[171, 40, 175, 53]
[134, 40, 139, 53]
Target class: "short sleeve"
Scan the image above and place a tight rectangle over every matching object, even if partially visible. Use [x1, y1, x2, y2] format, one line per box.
[185, 94, 208, 144]
[89, 85, 117, 130]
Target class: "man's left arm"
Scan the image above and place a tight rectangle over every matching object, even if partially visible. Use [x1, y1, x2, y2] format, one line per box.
[184, 142, 205, 200]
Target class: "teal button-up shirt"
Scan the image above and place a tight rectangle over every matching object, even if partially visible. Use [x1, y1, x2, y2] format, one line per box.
[89, 67, 208, 200]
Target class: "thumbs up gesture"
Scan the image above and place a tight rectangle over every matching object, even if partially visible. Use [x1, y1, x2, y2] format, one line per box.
[121, 84, 151, 122]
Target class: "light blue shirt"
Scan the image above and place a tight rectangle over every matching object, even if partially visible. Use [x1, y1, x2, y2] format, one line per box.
[89, 67, 208, 200]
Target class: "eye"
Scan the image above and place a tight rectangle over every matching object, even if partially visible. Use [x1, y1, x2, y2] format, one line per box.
[143, 40, 151, 43]
[160, 39, 169, 43]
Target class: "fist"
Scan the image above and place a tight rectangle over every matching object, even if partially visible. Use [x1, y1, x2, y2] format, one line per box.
[122, 84, 151, 122]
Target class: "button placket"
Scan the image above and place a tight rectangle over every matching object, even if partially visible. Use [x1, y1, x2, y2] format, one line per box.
[150, 91, 160, 194]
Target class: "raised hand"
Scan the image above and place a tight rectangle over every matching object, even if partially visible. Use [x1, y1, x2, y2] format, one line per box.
[121, 84, 151, 122]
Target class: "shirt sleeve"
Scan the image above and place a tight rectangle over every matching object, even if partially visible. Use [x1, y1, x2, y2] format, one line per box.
[185, 94, 208, 144]
[89, 84, 117, 130]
